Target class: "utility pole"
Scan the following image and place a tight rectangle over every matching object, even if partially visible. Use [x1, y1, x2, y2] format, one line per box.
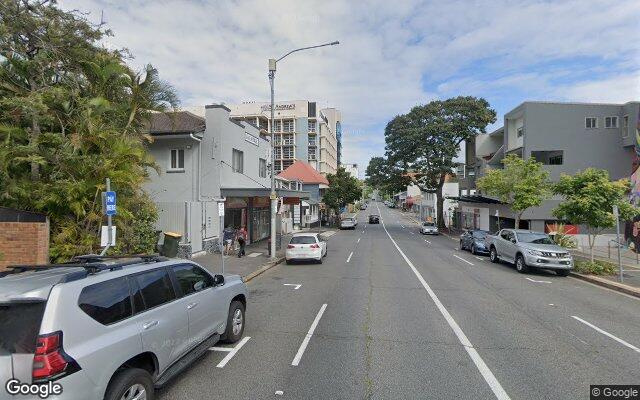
[267, 40, 339, 259]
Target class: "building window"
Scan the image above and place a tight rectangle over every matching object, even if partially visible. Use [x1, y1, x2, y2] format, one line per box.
[308, 135, 316, 146]
[259, 158, 267, 178]
[516, 126, 524, 138]
[169, 149, 185, 171]
[283, 134, 294, 145]
[274, 148, 282, 160]
[308, 147, 316, 160]
[531, 150, 563, 165]
[585, 117, 597, 129]
[283, 119, 294, 132]
[623, 115, 630, 138]
[605, 116, 619, 128]
[308, 121, 316, 133]
[273, 134, 282, 145]
[232, 149, 243, 173]
[273, 120, 282, 132]
[283, 146, 294, 159]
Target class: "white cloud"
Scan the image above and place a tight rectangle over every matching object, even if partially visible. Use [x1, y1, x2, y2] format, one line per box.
[61, 0, 640, 173]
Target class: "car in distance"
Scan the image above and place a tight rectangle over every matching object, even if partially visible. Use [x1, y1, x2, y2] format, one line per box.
[285, 233, 328, 264]
[0, 255, 247, 400]
[420, 221, 439, 235]
[340, 217, 358, 230]
[486, 229, 573, 276]
[368, 214, 380, 224]
[460, 229, 490, 255]
[359, 204, 367, 210]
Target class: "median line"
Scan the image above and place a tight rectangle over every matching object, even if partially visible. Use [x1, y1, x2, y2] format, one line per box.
[346, 251, 353, 263]
[292, 304, 328, 366]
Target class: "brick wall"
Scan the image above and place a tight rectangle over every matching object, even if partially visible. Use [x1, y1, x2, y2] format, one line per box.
[0, 221, 49, 271]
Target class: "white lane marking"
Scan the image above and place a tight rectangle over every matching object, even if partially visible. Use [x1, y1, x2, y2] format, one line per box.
[376, 203, 511, 400]
[209, 346, 233, 352]
[292, 304, 328, 366]
[216, 336, 251, 368]
[362, 230, 365, 234]
[401, 225, 405, 229]
[475, 256, 484, 261]
[357, 238, 361, 243]
[275, 390, 284, 396]
[425, 240, 431, 244]
[320, 231, 336, 238]
[453, 254, 475, 265]
[247, 252, 262, 258]
[346, 252, 353, 263]
[284, 283, 302, 290]
[572, 316, 640, 354]
[410, 232, 415, 235]
[525, 277, 551, 283]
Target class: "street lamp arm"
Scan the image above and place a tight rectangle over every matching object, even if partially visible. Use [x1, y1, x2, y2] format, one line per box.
[276, 41, 339, 63]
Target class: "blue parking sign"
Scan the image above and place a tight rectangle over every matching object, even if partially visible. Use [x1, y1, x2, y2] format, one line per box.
[105, 191, 117, 216]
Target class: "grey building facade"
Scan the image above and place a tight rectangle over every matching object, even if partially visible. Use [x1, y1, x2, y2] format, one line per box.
[145, 105, 307, 257]
[456, 101, 640, 233]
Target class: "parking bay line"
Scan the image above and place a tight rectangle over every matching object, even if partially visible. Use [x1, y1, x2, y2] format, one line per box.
[213, 336, 251, 368]
[292, 304, 328, 366]
[453, 254, 474, 265]
[525, 277, 551, 284]
[572, 316, 640, 354]
[376, 202, 511, 400]
[346, 252, 353, 263]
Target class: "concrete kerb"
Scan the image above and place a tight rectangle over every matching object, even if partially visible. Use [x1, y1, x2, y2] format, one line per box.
[242, 257, 285, 283]
[569, 272, 640, 299]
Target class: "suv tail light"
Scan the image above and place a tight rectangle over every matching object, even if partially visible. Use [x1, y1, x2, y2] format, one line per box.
[310, 244, 320, 249]
[33, 331, 80, 381]
[287, 244, 295, 249]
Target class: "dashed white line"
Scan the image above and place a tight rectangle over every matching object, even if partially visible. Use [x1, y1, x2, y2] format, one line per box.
[475, 256, 484, 261]
[216, 336, 251, 368]
[572, 316, 640, 353]
[346, 252, 353, 263]
[525, 277, 551, 284]
[292, 304, 328, 366]
[425, 240, 431, 244]
[357, 238, 361, 243]
[376, 203, 511, 400]
[284, 283, 302, 290]
[453, 254, 474, 265]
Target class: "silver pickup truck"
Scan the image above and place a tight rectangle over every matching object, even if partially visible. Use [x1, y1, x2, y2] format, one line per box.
[486, 229, 573, 276]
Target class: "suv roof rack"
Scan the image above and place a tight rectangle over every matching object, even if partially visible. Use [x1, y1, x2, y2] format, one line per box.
[4, 254, 169, 276]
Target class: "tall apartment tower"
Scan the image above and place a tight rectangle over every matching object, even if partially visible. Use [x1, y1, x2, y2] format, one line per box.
[229, 100, 342, 175]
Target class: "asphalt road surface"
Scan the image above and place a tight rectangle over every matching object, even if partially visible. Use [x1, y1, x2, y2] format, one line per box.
[158, 201, 640, 400]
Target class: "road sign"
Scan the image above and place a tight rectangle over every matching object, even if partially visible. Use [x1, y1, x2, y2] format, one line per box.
[104, 191, 116, 216]
[218, 202, 225, 216]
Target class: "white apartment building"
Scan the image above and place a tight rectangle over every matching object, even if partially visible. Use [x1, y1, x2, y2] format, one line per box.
[228, 100, 342, 175]
[343, 163, 359, 179]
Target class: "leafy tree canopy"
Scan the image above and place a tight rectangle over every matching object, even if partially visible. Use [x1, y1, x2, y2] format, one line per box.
[0, 0, 178, 260]
[323, 167, 362, 214]
[552, 168, 639, 260]
[476, 154, 551, 226]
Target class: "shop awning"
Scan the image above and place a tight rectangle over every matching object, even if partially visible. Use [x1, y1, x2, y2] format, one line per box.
[447, 195, 503, 204]
[302, 199, 320, 206]
[221, 187, 310, 199]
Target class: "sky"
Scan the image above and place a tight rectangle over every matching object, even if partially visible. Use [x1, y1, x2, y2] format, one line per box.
[62, 0, 640, 178]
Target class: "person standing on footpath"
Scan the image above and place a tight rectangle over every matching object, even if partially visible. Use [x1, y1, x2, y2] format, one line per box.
[236, 225, 248, 257]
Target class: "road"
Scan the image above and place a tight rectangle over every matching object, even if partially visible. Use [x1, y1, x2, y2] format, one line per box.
[158, 202, 640, 400]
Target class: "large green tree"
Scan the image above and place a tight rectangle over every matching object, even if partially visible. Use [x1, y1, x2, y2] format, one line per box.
[385, 96, 496, 229]
[476, 154, 552, 228]
[553, 168, 639, 261]
[365, 155, 411, 197]
[323, 167, 362, 216]
[0, 0, 178, 261]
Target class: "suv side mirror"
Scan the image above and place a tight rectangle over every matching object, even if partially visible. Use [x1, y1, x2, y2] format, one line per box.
[213, 274, 225, 286]
[510, 238, 517, 244]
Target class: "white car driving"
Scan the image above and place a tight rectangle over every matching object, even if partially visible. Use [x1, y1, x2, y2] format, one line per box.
[285, 233, 328, 264]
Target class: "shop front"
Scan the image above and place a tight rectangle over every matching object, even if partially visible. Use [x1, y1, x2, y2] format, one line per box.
[251, 196, 271, 242]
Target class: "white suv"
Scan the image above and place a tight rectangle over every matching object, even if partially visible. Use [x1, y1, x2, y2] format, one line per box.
[0, 255, 247, 400]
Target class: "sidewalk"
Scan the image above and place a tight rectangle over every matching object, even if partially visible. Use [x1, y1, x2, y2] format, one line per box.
[194, 228, 336, 282]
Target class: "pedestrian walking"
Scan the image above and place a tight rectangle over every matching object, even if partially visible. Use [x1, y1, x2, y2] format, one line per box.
[236, 226, 247, 257]
[223, 225, 236, 256]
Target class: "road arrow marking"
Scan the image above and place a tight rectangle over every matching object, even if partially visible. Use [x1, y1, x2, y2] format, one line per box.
[284, 284, 302, 290]
[525, 278, 551, 283]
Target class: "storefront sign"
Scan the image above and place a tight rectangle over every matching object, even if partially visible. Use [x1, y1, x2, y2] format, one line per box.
[253, 197, 270, 208]
[226, 197, 248, 209]
[245, 132, 259, 146]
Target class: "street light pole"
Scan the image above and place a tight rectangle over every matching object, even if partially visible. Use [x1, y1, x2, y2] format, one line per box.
[268, 41, 339, 260]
